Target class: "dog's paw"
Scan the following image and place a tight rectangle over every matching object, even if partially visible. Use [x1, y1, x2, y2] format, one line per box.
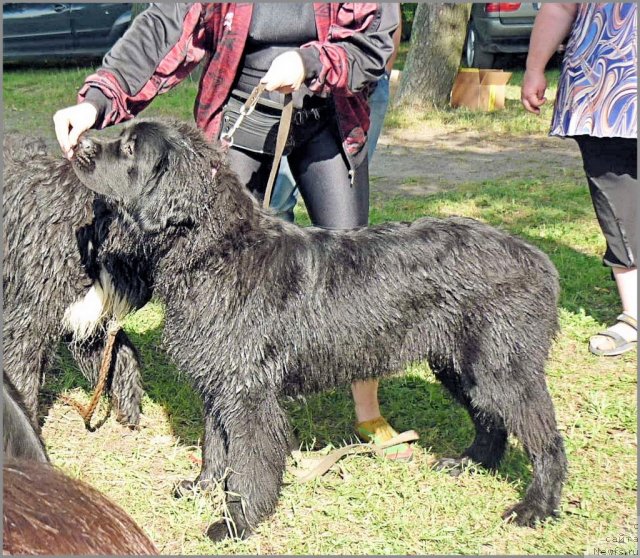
[115, 413, 140, 430]
[502, 501, 556, 527]
[206, 520, 251, 542]
[432, 456, 474, 477]
[173, 477, 211, 498]
[207, 520, 232, 541]
[113, 401, 141, 429]
[173, 479, 194, 498]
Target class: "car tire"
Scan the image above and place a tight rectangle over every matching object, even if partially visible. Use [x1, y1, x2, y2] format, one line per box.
[464, 22, 495, 69]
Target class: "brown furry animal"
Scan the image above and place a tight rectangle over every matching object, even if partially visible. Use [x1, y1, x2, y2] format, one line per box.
[3, 458, 158, 556]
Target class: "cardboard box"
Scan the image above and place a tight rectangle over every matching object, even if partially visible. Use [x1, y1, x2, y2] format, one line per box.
[450, 68, 512, 111]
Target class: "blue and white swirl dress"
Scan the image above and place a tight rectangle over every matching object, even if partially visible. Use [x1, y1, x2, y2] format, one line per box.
[551, 2, 637, 139]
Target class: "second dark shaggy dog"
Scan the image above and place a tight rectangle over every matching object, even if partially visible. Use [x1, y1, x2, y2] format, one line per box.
[3, 136, 151, 428]
[73, 118, 567, 540]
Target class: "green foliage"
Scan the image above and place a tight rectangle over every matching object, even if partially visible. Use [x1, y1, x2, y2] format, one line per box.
[400, 3, 418, 41]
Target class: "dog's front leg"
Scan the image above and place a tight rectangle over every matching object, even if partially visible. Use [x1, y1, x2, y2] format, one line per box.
[206, 391, 290, 542]
[174, 410, 227, 495]
[68, 329, 144, 428]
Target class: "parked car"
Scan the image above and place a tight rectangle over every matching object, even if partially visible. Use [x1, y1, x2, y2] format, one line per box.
[464, 2, 540, 68]
[3, 3, 147, 65]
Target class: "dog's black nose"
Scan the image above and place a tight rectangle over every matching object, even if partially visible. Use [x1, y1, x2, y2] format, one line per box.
[73, 137, 98, 170]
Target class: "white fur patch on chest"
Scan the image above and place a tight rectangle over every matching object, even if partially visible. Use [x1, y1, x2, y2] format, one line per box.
[62, 268, 133, 341]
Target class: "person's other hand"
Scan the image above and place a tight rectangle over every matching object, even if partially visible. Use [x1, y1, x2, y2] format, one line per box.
[521, 69, 548, 115]
[53, 102, 98, 159]
[261, 51, 305, 94]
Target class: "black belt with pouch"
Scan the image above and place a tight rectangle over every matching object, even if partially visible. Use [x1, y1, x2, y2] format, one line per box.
[220, 89, 292, 156]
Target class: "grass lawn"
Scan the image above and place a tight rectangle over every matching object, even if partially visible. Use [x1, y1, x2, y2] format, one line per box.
[3, 63, 637, 555]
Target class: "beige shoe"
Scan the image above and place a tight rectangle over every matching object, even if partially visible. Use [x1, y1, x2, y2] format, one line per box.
[589, 312, 637, 356]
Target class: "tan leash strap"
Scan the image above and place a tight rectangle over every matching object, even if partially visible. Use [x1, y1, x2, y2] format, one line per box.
[62, 325, 120, 430]
[262, 92, 293, 210]
[291, 430, 420, 483]
[218, 83, 293, 211]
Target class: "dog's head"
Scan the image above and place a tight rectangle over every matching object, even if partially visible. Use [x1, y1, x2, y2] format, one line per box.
[72, 118, 224, 234]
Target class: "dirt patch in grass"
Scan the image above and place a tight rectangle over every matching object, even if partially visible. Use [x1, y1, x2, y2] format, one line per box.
[370, 125, 584, 198]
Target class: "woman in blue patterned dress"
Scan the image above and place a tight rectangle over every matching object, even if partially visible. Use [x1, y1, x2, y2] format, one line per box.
[522, 3, 637, 357]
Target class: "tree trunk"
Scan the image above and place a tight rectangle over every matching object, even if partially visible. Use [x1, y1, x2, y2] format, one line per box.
[394, 3, 471, 109]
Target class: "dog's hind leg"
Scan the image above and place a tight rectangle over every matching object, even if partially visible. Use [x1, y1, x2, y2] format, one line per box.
[109, 331, 144, 427]
[4, 361, 43, 428]
[498, 376, 567, 527]
[463, 410, 508, 469]
[431, 360, 508, 474]
[434, 412, 508, 475]
[433, 353, 566, 526]
[3, 373, 49, 462]
[205, 391, 290, 541]
[69, 329, 143, 427]
[3, 313, 51, 427]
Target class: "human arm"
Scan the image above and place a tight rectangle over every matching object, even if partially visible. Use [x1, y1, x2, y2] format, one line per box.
[53, 3, 210, 157]
[262, 4, 400, 95]
[263, 4, 399, 97]
[386, 5, 402, 74]
[521, 3, 578, 114]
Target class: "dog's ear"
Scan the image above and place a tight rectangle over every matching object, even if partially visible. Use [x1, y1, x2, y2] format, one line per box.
[134, 171, 197, 233]
[170, 120, 226, 184]
[132, 142, 201, 233]
[126, 122, 221, 233]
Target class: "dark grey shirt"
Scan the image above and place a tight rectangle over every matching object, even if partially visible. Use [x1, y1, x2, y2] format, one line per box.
[236, 3, 321, 108]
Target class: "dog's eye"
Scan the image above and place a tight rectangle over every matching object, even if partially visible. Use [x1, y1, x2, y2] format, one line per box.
[122, 140, 135, 158]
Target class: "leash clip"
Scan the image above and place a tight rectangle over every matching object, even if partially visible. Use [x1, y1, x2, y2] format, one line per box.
[220, 83, 267, 143]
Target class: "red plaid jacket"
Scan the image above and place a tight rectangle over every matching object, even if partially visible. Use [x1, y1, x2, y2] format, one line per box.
[79, 3, 398, 162]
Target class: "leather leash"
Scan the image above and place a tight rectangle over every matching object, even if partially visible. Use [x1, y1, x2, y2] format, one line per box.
[262, 90, 293, 210]
[219, 83, 293, 210]
[62, 323, 120, 430]
[290, 430, 420, 483]
[187, 430, 420, 481]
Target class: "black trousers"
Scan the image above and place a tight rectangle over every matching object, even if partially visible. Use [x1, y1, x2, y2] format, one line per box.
[574, 135, 638, 269]
[227, 115, 369, 230]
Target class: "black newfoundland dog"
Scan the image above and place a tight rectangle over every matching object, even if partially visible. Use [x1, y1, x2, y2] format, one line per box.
[72, 118, 567, 540]
[3, 135, 150, 428]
